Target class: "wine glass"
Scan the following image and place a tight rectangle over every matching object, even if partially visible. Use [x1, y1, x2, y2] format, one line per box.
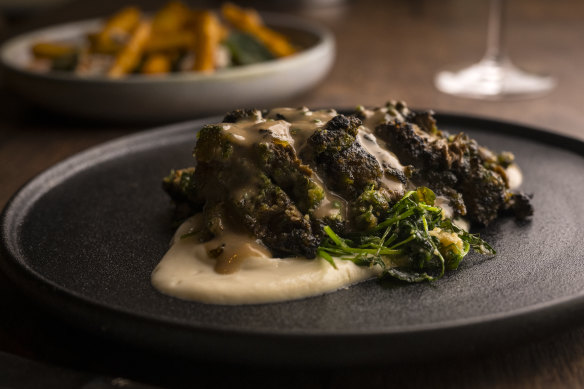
[434, 0, 556, 99]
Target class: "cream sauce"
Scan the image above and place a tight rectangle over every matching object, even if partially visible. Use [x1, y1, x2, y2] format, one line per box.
[220, 120, 294, 148]
[356, 107, 409, 194]
[201, 222, 271, 275]
[356, 130, 405, 193]
[359, 105, 407, 129]
[435, 196, 470, 231]
[152, 216, 381, 305]
[266, 107, 338, 152]
[311, 172, 347, 220]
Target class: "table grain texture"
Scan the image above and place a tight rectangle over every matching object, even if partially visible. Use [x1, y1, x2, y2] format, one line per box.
[1, 0, 584, 387]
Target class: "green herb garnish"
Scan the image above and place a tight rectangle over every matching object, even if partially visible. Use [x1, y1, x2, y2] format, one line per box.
[317, 187, 495, 282]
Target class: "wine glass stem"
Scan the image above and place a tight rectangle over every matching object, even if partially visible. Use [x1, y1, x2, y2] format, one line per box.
[484, 0, 507, 63]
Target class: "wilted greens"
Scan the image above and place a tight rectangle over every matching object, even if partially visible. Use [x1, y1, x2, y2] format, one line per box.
[317, 187, 495, 282]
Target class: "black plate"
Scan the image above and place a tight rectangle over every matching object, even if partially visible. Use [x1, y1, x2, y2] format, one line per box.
[2, 114, 584, 365]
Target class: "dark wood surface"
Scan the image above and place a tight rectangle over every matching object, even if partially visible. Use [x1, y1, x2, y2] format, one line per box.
[1, 0, 584, 387]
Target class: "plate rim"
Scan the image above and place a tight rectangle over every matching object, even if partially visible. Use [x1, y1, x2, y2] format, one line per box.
[2, 111, 584, 363]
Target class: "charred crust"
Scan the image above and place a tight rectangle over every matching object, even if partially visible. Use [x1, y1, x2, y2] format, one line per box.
[406, 110, 439, 135]
[374, 108, 531, 225]
[223, 108, 262, 123]
[324, 114, 362, 136]
[507, 192, 534, 220]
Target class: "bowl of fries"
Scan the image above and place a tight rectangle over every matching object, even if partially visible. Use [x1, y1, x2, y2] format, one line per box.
[0, 2, 335, 121]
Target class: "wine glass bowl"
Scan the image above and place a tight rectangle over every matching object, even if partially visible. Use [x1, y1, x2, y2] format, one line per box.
[435, 0, 556, 100]
[435, 57, 556, 100]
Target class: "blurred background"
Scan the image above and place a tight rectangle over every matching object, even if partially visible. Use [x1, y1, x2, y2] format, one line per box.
[0, 0, 581, 130]
[1, 1, 584, 388]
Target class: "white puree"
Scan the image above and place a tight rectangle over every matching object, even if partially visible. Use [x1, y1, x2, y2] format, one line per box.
[152, 215, 382, 305]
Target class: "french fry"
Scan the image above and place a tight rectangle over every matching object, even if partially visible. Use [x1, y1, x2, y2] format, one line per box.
[142, 53, 172, 74]
[144, 31, 195, 53]
[218, 21, 230, 42]
[221, 3, 295, 57]
[221, 3, 263, 29]
[32, 42, 76, 59]
[108, 20, 152, 77]
[152, 1, 191, 34]
[94, 6, 141, 52]
[31, 2, 297, 77]
[193, 11, 222, 72]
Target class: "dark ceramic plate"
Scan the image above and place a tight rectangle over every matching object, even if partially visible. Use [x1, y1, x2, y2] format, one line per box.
[2, 114, 584, 365]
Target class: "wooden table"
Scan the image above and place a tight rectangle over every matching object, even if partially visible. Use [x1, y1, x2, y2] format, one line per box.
[1, 0, 583, 387]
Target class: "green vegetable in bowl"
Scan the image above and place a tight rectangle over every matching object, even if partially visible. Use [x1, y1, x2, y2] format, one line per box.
[223, 32, 275, 66]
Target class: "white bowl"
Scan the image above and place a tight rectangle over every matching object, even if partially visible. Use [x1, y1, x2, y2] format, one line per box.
[0, 13, 335, 122]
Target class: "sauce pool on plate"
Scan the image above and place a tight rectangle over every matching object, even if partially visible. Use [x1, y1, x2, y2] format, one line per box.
[151, 214, 381, 305]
